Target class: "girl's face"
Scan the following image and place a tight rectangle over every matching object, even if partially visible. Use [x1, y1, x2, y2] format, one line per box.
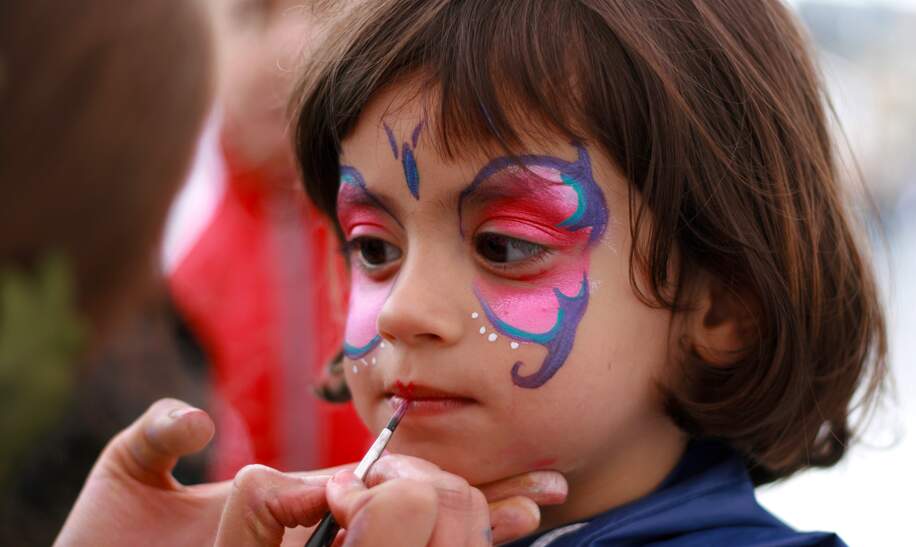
[338, 87, 680, 487]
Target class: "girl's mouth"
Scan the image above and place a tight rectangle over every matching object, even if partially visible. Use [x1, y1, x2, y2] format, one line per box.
[385, 381, 477, 416]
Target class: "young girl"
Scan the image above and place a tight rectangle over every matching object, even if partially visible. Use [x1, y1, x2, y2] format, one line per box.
[292, 0, 887, 544]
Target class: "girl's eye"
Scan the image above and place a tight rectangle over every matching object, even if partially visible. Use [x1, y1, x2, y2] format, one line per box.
[349, 237, 402, 269]
[474, 233, 548, 264]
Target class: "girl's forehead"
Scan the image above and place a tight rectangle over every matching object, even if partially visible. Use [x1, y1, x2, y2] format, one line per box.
[341, 80, 581, 169]
[337, 83, 596, 209]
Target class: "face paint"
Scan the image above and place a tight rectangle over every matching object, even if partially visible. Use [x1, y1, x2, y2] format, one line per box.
[342, 265, 385, 359]
[339, 165, 401, 224]
[460, 144, 608, 388]
[338, 165, 391, 359]
[383, 121, 424, 199]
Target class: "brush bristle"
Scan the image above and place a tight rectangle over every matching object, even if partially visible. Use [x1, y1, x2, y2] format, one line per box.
[388, 399, 410, 429]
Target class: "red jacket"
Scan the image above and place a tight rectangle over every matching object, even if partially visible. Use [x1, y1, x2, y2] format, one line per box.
[168, 147, 368, 479]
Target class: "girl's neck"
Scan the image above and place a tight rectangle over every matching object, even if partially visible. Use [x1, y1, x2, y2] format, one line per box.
[538, 417, 687, 532]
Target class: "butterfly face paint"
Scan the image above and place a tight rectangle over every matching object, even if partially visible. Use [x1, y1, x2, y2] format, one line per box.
[338, 165, 392, 359]
[383, 121, 424, 199]
[460, 144, 608, 388]
[338, 120, 424, 361]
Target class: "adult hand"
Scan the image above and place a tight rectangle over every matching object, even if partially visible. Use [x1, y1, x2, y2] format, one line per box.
[214, 453, 568, 546]
[54, 397, 568, 546]
[54, 398, 241, 546]
[53, 397, 343, 547]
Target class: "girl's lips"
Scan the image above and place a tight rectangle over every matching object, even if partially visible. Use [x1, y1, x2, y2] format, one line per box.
[387, 394, 476, 416]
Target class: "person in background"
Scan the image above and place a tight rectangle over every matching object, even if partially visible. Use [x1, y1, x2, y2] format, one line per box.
[0, 0, 215, 543]
[164, 0, 369, 480]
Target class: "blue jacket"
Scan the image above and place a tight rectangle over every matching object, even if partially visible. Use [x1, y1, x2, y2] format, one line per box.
[506, 440, 844, 546]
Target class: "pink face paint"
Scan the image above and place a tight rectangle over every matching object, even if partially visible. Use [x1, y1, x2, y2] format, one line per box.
[459, 144, 608, 388]
[474, 175, 585, 244]
[474, 253, 589, 332]
[338, 165, 396, 358]
[338, 118, 425, 358]
[342, 266, 388, 358]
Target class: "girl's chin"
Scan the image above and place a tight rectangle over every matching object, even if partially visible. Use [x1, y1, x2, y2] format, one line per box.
[385, 440, 524, 485]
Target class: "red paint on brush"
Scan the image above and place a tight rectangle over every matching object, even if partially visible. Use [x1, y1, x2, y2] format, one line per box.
[391, 398, 410, 422]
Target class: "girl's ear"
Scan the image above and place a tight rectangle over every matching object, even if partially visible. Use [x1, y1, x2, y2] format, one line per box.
[688, 272, 758, 366]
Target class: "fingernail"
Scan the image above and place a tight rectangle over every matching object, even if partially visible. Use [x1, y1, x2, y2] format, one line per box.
[168, 407, 199, 420]
[528, 473, 568, 504]
[542, 478, 567, 496]
[331, 470, 359, 487]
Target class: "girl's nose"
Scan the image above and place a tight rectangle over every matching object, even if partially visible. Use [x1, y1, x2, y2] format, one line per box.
[376, 263, 464, 348]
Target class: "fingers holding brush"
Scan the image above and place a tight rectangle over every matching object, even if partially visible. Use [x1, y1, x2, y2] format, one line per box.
[364, 455, 569, 544]
[363, 455, 503, 545]
[325, 470, 439, 546]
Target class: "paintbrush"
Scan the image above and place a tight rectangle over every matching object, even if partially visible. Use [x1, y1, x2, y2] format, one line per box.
[304, 399, 410, 547]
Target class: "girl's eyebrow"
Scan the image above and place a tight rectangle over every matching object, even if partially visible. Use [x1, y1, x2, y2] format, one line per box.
[338, 185, 404, 228]
[459, 172, 562, 211]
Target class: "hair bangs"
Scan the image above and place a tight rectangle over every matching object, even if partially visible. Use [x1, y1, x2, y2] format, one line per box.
[293, 0, 635, 219]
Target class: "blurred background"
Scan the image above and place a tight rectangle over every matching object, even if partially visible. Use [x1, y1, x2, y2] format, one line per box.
[760, 1, 916, 545]
[0, 0, 913, 545]
[1, 1, 370, 543]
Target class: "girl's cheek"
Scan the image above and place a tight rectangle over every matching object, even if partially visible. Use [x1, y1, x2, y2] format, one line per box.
[476, 254, 589, 332]
[343, 268, 389, 358]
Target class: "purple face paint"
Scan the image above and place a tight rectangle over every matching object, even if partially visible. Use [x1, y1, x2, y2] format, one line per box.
[383, 123, 399, 160]
[382, 121, 424, 199]
[411, 121, 424, 148]
[402, 144, 420, 200]
[460, 143, 608, 388]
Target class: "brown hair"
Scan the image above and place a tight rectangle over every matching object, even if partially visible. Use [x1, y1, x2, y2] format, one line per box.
[292, 0, 887, 483]
[0, 0, 214, 333]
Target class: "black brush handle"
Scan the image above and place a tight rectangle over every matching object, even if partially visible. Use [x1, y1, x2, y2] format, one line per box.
[304, 511, 339, 547]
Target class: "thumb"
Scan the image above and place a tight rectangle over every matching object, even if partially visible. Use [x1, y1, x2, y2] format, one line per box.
[99, 398, 214, 489]
[215, 465, 329, 547]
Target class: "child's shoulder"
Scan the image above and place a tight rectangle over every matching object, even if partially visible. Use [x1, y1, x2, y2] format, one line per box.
[508, 440, 846, 547]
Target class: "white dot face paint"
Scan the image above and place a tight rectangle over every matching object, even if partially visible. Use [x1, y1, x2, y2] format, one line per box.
[371, 357, 377, 365]
[488, 333, 498, 342]
[479, 326, 487, 335]
[471, 312, 480, 319]
[380, 341, 386, 349]
[352, 365, 359, 374]
[510, 342, 520, 350]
